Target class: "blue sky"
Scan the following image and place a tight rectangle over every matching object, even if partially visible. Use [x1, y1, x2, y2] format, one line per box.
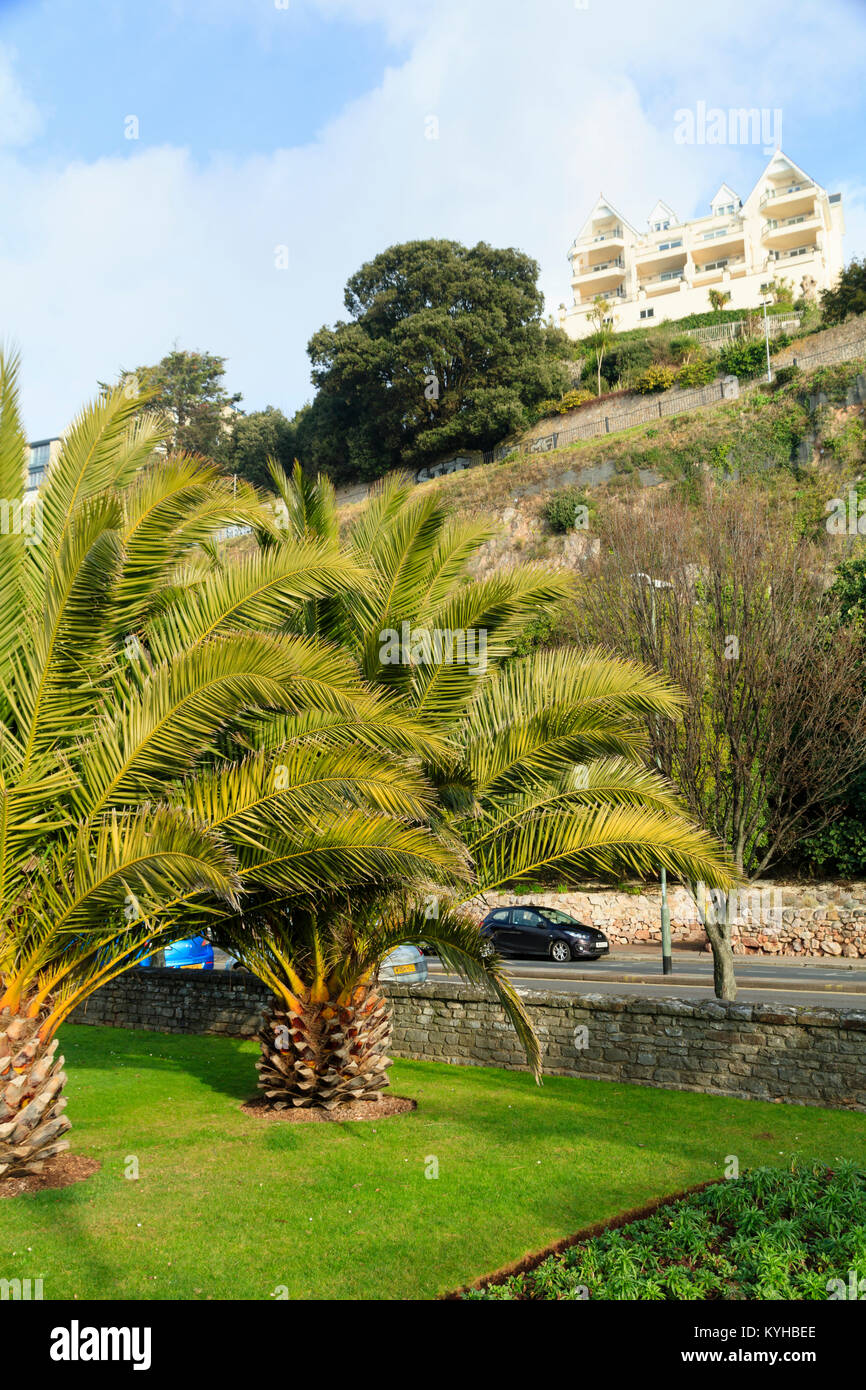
[1, 0, 865, 437]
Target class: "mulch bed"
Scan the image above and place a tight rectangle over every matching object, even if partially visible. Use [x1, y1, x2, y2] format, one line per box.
[0, 1154, 101, 1200]
[241, 1095, 416, 1123]
[443, 1178, 723, 1298]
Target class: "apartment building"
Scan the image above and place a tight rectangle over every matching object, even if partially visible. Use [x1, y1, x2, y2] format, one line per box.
[24, 437, 62, 497]
[558, 152, 845, 339]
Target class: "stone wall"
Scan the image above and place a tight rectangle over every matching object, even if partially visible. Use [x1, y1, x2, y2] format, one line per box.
[68, 969, 866, 1112]
[465, 883, 866, 958]
[774, 311, 866, 367]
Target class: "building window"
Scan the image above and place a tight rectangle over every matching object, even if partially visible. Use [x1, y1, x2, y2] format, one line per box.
[27, 441, 51, 489]
[640, 308, 654, 319]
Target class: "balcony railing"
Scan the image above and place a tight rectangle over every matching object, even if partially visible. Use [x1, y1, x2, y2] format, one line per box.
[576, 257, 624, 276]
[759, 183, 814, 208]
[768, 244, 818, 262]
[640, 269, 685, 288]
[590, 227, 623, 242]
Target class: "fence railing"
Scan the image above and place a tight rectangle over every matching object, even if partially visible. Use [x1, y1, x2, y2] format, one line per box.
[680, 316, 800, 346]
[787, 337, 866, 371]
[415, 380, 737, 478]
[413, 326, 866, 486]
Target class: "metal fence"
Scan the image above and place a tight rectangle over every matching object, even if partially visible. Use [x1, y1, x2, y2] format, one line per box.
[787, 337, 866, 371]
[414, 328, 866, 486]
[680, 316, 800, 346]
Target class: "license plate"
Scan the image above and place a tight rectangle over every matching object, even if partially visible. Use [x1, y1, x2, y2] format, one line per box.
[596, 943, 609, 950]
[393, 963, 416, 975]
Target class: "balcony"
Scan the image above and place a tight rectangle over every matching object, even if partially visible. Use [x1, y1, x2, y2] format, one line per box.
[636, 237, 686, 268]
[590, 226, 624, 244]
[761, 212, 821, 251]
[639, 269, 687, 294]
[767, 243, 820, 265]
[572, 256, 625, 289]
[758, 182, 816, 217]
[692, 256, 747, 282]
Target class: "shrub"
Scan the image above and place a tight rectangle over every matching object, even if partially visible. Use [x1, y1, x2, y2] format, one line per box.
[634, 365, 677, 394]
[557, 388, 594, 412]
[772, 364, 801, 387]
[675, 359, 717, 388]
[605, 339, 654, 385]
[718, 339, 770, 379]
[543, 487, 591, 534]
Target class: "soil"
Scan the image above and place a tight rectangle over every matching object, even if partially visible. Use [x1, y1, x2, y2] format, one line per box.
[241, 1094, 417, 1123]
[0, 1154, 100, 1199]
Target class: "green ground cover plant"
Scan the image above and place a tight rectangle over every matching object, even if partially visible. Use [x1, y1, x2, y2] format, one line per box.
[464, 1158, 866, 1300]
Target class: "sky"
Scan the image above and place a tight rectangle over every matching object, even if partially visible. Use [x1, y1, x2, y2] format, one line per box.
[1, 0, 865, 438]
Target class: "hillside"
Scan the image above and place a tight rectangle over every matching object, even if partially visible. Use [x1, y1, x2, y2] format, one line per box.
[336, 350, 866, 583]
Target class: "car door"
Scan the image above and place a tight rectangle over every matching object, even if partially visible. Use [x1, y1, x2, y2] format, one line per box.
[510, 909, 547, 955]
[485, 908, 516, 954]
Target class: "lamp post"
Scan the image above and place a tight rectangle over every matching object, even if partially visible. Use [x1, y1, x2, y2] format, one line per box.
[760, 295, 773, 383]
[632, 571, 673, 975]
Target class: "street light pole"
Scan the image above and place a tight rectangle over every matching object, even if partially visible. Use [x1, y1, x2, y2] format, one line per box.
[762, 298, 772, 383]
[632, 572, 673, 975]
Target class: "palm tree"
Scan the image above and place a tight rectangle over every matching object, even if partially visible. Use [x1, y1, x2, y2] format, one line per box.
[228, 466, 736, 1107]
[0, 360, 466, 1180]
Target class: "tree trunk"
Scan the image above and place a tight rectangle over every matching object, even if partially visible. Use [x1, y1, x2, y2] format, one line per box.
[0, 1003, 71, 1181]
[703, 917, 738, 1001]
[257, 983, 393, 1110]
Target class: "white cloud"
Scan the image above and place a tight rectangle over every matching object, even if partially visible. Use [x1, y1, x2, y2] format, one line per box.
[0, 45, 41, 147]
[2, 0, 865, 437]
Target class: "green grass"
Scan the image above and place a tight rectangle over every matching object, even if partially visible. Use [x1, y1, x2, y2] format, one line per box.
[2, 1025, 866, 1301]
[465, 1159, 866, 1300]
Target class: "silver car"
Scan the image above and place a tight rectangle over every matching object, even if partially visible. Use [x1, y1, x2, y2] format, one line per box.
[377, 944, 428, 984]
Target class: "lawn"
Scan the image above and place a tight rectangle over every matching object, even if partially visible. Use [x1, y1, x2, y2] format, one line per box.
[2, 1024, 865, 1301]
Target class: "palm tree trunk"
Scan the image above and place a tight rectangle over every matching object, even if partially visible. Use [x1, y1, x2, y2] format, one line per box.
[257, 984, 393, 1110]
[0, 1003, 71, 1180]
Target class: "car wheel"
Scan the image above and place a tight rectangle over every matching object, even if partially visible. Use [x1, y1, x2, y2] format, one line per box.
[550, 940, 572, 963]
[480, 938, 495, 960]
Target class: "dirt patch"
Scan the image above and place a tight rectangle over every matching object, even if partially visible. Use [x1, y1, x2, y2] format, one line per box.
[443, 1178, 722, 1298]
[0, 1154, 100, 1200]
[241, 1095, 417, 1123]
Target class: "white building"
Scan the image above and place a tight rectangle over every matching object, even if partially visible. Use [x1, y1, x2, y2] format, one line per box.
[558, 152, 845, 340]
[24, 437, 61, 499]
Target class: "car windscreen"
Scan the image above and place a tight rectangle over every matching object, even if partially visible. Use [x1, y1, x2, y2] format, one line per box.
[539, 909, 581, 925]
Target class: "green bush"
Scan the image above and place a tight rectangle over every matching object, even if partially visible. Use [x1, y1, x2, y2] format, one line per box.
[557, 388, 594, 412]
[634, 365, 677, 394]
[772, 364, 801, 387]
[543, 487, 591, 534]
[605, 339, 654, 385]
[718, 339, 770, 379]
[675, 359, 717, 388]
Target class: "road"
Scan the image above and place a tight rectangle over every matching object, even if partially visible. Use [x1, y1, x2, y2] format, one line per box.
[426, 951, 866, 1011]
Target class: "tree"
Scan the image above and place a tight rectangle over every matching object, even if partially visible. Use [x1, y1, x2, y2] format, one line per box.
[709, 289, 732, 312]
[294, 240, 572, 482]
[106, 349, 242, 460]
[570, 489, 866, 994]
[223, 465, 735, 1105]
[0, 359, 468, 1181]
[225, 406, 296, 490]
[587, 298, 616, 396]
[820, 259, 866, 325]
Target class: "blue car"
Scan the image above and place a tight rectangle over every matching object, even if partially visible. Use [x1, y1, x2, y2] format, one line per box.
[140, 936, 214, 970]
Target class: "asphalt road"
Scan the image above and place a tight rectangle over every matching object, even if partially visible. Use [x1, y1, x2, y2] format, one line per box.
[426, 952, 866, 1011]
